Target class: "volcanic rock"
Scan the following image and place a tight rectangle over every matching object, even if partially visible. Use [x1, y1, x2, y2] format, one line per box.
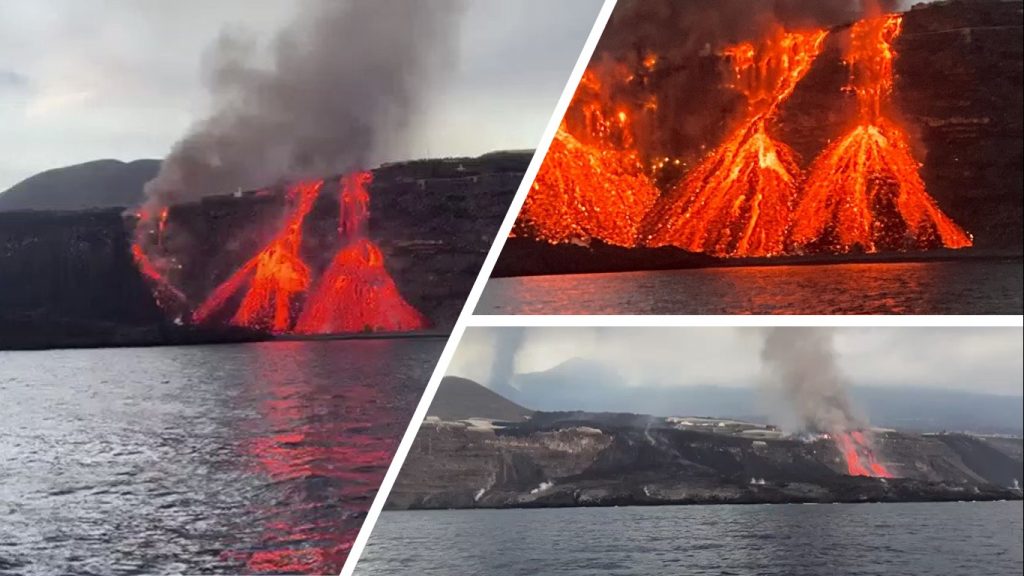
[0, 152, 528, 349]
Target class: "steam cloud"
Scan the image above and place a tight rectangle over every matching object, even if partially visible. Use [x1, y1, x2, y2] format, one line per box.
[142, 0, 465, 208]
[760, 327, 863, 434]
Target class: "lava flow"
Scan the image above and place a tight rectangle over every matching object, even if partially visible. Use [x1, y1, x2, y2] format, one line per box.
[789, 15, 972, 253]
[516, 67, 660, 247]
[294, 172, 426, 334]
[131, 207, 187, 311]
[192, 180, 322, 333]
[641, 28, 827, 257]
[835, 430, 892, 478]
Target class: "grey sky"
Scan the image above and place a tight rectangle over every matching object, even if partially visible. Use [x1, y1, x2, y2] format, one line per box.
[0, 0, 603, 191]
[449, 327, 1024, 396]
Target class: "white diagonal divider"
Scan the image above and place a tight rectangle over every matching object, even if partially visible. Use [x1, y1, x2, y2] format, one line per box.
[338, 1, 620, 573]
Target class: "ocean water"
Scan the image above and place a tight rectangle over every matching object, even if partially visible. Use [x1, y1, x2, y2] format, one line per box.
[357, 501, 1024, 576]
[478, 260, 1024, 315]
[0, 339, 443, 575]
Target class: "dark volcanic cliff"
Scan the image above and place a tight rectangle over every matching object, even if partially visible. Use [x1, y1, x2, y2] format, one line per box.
[503, 1, 1022, 278]
[386, 382, 1024, 510]
[0, 152, 528, 349]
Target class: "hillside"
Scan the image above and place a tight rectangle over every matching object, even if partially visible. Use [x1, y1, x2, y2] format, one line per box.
[427, 377, 534, 422]
[0, 159, 160, 212]
[387, 395, 1024, 510]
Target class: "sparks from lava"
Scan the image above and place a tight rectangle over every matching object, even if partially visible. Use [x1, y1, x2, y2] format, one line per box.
[789, 14, 972, 253]
[192, 180, 322, 333]
[516, 66, 660, 247]
[157, 207, 170, 247]
[835, 430, 892, 478]
[641, 28, 828, 257]
[294, 172, 426, 334]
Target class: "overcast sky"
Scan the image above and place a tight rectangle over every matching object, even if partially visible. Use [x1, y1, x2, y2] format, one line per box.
[449, 327, 1024, 396]
[0, 0, 603, 191]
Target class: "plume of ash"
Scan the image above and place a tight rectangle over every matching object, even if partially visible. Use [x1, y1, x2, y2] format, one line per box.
[488, 327, 526, 401]
[760, 327, 864, 434]
[142, 0, 464, 209]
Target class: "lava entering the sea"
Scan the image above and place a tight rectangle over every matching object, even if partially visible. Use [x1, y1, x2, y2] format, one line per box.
[130, 170, 426, 336]
[294, 172, 426, 334]
[641, 28, 828, 257]
[516, 66, 660, 247]
[835, 430, 892, 478]
[192, 180, 322, 333]
[788, 14, 972, 253]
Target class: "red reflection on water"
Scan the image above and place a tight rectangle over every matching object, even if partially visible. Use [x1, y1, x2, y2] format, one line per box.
[224, 342, 405, 574]
[487, 261, 945, 315]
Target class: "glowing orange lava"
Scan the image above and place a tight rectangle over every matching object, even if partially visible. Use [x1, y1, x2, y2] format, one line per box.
[642, 28, 828, 257]
[516, 68, 660, 247]
[157, 207, 170, 247]
[131, 242, 186, 309]
[295, 173, 426, 333]
[192, 180, 322, 333]
[835, 430, 892, 478]
[789, 15, 972, 253]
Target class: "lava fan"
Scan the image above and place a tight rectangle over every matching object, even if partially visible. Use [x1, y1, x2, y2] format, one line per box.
[516, 68, 659, 248]
[835, 430, 892, 478]
[192, 180, 322, 333]
[789, 15, 972, 254]
[641, 28, 827, 257]
[294, 238, 426, 333]
[294, 172, 426, 334]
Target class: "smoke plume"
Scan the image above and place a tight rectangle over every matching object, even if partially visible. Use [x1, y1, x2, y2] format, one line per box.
[142, 0, 465, 208]
[488, 327, 526, 401]
[760, 327, 864, 434]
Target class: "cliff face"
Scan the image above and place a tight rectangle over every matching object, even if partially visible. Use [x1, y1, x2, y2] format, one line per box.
[0, 153, 527, 349]
[386, 411, 1024, 510]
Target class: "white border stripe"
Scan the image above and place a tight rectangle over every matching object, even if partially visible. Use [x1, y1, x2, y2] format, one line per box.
[338, 2, 619, 573]
[468, 315, 1024, 328]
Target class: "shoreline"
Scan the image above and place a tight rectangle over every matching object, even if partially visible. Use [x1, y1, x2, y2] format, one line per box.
[491, 238, 1023, 279]
[389, 493, 1024, 513]
[0, 328, 452, 353]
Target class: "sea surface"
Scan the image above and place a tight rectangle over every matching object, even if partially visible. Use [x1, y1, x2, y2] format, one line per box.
[357, 501, 1024, 576]
[478, 260, 1024, 315]
[0, 339, 443, 575]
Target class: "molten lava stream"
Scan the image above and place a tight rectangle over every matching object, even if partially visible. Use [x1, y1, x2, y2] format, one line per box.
[517, 68, 659, 248]
[192, 180, 323, 333]
[641, 28, 827, 257]
[130, 206, 187, 310]
[295, 172, 425, 333]
[294, 239, 425, 334]
[789, 14, 972, 253]
[519, 123, 659, 247]
[835, 430, 892, 478]
[131, 242, 186, 308]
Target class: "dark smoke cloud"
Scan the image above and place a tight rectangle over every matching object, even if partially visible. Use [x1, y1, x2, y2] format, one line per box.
[143, 0, 465, 207]
[760, 327, 864, 434]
